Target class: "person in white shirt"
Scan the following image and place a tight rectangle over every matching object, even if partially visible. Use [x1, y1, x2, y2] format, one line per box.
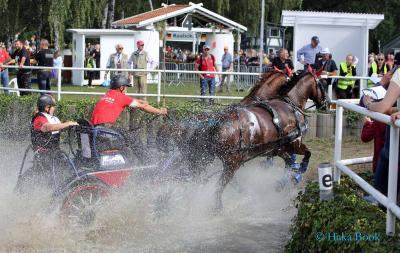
[363, 65, 400, 122]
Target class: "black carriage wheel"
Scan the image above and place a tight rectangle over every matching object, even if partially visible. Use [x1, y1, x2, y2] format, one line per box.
[60, 181, 109, 227]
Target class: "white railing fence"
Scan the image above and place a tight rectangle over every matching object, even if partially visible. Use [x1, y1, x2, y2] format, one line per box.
[0, 65, 374, 104]
[1, 65, 260, 102]
[334, 100, 400, 236]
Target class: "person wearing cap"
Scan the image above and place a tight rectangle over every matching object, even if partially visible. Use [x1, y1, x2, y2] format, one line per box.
[219, 46, 233, 93]
[91, 75, 166, 164]
[0, 42, 11, 95]
[195, 44, 218, 103]
[129, 40, 149, 100]
[104, 43, 129, 80]
[271, 48, 294, 77]
[91, 75, 166, 127]
[296, 36, 323, 70]
[29, 94, 77, 178]
[32, 94, 78, 154]
[314, 48, 337, 90]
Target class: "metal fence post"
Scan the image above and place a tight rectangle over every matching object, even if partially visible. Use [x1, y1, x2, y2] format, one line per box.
[387, 123, 400, 235]
[57, 66, 62, 101]
[334, 104, 343, 183]
[157, 70, 161, 104]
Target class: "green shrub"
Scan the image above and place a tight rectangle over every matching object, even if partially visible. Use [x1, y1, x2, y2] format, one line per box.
[0, 94, 227, 139]
[285, 175, 400, 253]
[345, 110, 363, 128]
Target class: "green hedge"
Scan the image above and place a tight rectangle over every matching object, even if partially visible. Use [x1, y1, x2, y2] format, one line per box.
[285, 174, 400, 253]
[0, 94, 227, 138]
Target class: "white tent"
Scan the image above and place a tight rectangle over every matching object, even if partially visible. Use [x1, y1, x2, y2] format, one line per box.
[281, 10, 384, 80]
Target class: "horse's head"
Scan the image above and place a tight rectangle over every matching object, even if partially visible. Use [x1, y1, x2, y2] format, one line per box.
[308, 75, 331, 111]
[285, 71, 330, 111]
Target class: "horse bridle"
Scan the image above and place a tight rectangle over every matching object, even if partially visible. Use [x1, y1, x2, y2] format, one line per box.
[305, 73, 330, 110]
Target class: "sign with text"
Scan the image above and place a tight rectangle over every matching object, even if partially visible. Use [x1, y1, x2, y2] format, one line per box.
[318, 163, 333, 190]
[166, 32, 195, 42]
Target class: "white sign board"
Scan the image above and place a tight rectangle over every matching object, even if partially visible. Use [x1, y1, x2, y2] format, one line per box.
[318, 164, 333, 191]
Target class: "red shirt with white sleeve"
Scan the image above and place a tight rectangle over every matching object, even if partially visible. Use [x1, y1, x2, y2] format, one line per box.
[32, 115, 48, 131]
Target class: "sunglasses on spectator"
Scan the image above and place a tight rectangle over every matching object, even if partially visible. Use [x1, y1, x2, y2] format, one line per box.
[378, 58, 384, 61]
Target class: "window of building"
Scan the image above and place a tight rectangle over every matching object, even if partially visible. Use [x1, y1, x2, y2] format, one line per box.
[269, 28, 280, 38]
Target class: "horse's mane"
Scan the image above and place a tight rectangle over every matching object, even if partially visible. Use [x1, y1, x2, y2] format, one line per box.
[278, 70, 310, 96]
[246, 71, 283, 97]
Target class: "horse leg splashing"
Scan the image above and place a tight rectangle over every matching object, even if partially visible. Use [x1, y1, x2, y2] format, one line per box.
[212, 72, 329, 212]
[214, 154, 242, 211]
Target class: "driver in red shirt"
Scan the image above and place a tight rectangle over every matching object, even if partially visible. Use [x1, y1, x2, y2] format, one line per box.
[91, 75, 167, 126]
[91, 75, 167, 164]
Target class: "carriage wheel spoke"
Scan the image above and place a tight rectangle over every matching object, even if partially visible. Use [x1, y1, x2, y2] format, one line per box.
[72, 204, 81, 211]
[80, 195, 87, 206]
[94, 195, 102, 206]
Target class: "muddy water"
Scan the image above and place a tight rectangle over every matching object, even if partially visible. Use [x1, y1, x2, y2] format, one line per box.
[0, 138, 299, 253]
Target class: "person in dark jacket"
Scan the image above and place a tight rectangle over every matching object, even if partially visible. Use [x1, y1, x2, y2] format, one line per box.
[271, 48, 294, 76]
[85, 51, 96, 88]
[313, 48, 337, 91]
[2, 40, 31, 96]
[361, 117, 386, 172]
[33, 39, 54, 93]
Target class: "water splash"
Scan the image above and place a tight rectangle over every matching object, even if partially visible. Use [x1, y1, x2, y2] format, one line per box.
[0, 138, 298, 253]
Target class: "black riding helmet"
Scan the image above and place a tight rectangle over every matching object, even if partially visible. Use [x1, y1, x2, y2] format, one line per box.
[110, 75, 132, 90]
[37, 94, 56, 112]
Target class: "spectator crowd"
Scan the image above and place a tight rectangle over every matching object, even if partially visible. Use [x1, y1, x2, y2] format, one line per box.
[0, 34, 399, 106]
[0, 37, 64, 96]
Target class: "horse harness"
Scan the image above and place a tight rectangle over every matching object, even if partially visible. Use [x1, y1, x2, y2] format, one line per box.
[233, 72, 329, 154]
[234, 95, 308, 154]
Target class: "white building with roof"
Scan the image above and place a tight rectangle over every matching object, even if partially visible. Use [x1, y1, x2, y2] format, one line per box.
[68, 2, 247, 85]
[281, 10, 384, 78]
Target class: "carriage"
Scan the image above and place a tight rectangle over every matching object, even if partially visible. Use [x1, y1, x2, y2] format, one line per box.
[15, 119, 178, 226]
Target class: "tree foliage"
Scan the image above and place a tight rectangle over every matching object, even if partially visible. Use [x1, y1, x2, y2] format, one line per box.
[0, 0, 398, 52]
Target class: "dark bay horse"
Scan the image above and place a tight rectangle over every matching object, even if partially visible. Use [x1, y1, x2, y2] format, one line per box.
[210, 71, 329, 210]
[157, 71, 329, 210]
[240, 71, 313, 171]
[156, 71, 291, 174]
